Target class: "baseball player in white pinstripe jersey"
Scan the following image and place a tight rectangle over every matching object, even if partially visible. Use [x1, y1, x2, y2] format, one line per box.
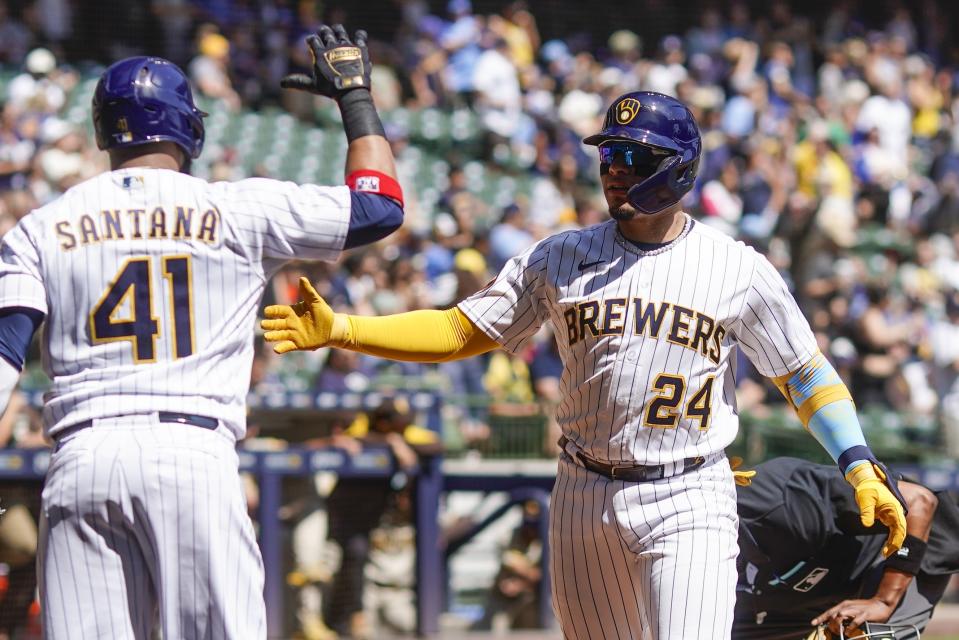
[0, 26, 405, 639]
[260, 92, 908, 639]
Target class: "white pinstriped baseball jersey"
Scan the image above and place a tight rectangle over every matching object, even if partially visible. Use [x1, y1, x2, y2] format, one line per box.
[0, 167, 350, 440]
[459, 216, 817, 466]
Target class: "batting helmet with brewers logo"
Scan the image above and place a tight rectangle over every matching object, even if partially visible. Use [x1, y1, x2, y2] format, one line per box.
[92, 56, 206, 160]
[584, 91, 702, 214]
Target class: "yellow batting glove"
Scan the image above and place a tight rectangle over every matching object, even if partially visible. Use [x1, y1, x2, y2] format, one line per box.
[729, 456, 757, 487]
[260, 277, 351, 354]
[845, 462, 907, 557]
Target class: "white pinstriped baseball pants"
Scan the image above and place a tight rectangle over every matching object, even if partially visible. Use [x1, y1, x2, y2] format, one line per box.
[550, 453, 739, 640]
[37, 417, 266, 639]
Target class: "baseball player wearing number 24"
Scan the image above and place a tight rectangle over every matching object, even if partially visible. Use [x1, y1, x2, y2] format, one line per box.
[262, 91, 907, 640]
[0, 24, 405, 639]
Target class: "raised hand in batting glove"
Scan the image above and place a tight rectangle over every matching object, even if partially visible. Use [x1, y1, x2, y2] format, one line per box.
[261, 278, 350, 354]
[281, 24, 371, 98]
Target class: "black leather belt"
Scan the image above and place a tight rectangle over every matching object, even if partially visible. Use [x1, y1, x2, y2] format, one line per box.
[157, 412, 218, 429]
[56, 412, 219, 446]
[558, 435, 706, 482]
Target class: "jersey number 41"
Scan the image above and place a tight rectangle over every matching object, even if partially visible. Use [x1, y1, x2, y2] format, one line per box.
[90, 255, 195, 363]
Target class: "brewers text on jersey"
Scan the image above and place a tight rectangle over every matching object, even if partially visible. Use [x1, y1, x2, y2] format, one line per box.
[564, 295, 725, 364]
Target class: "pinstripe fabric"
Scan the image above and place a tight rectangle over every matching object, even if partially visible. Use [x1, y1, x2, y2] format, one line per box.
[0, 168, 350, 639]
[458, 217, 817, 466]
[0, 168, 350, 441]
[550, 454, 739, 640]
[38, 418, 265, 639]
[459, 215, 817, 638]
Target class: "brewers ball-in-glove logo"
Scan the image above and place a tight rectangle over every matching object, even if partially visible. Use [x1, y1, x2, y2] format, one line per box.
[616, 98, 641, 124]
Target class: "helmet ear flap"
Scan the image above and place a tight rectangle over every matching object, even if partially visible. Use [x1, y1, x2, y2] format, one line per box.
[672, 155, 700, 190]
[628, 154, 699, 214]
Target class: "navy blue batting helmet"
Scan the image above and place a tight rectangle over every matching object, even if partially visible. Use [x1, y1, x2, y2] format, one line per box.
[92, 57, 206, 159]
[584, 91, 701, 214]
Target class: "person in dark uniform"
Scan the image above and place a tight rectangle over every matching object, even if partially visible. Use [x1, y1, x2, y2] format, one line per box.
[732, 457, 959, 639]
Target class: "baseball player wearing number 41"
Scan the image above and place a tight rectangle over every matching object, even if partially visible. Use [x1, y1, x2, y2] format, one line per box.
[263, 91, 908, 640]
[0, 24, 404, 639]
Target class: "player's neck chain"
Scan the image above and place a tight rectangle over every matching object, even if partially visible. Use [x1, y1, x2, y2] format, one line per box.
[614, 215, 694, 257]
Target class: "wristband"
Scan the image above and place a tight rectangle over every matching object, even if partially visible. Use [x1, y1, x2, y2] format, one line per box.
[838, 445, 874, 476]
[346, 170, 404, 206]
[884, 534, 927, 575]
[337, 88, 386, 142]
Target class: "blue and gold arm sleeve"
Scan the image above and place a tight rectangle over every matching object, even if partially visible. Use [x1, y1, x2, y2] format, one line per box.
[770, 352, 871, 474]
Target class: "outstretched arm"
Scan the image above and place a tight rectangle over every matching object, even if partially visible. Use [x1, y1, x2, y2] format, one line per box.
[771, 352, 907, 557]
[811, 482, 938, 632]
[261, 277, 499, 362]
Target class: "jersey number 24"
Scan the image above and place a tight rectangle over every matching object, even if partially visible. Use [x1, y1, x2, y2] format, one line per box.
[90, 255, 195, 363]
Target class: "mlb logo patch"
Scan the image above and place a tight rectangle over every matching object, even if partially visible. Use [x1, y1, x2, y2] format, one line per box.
[792, 567, 829, 592]
[355, 175, 380, 192]
[122, 176, 144, 189]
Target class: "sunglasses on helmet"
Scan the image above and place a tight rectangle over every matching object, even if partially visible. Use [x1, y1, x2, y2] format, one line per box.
[599, 141, 675, 174]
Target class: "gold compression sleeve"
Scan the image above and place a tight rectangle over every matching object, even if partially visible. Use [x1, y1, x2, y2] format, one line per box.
[341, 307, 500, 362]
[770, 352, 853, 426]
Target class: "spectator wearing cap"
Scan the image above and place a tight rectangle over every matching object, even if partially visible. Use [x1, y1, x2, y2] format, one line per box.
[189, 31, 241, 111]
[7, 48, 67, 115]
[605, 29, 641, 73]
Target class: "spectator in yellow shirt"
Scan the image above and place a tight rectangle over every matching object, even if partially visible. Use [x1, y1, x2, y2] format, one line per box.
[794, 120, 853, 200]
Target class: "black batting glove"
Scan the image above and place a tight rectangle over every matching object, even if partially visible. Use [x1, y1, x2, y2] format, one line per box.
[281, 24, 371, 99]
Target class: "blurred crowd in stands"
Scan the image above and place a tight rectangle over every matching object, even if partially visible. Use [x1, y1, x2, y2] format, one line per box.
[3, 0, 959, 636]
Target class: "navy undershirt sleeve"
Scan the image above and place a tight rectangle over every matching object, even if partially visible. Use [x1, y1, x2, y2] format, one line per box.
[0, 307, 44, 371]
[345, 191, 404, 249]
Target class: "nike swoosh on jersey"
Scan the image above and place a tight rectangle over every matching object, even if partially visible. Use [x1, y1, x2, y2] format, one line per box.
[578, 259, 604, 270]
